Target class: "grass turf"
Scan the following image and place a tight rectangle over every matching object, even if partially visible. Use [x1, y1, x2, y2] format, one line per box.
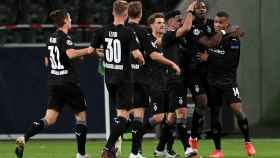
[0, 138, 279, 158]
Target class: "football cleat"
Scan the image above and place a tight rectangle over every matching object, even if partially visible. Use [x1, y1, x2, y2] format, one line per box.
[154, 149, 165, 157]
[76, 153, 91, 158]
[245, 142, 256, 156]
[15, 136, 25, 158]
[185, 147, 198, 158]
[189, 137, 199, 151]
[165, 150, 179, 158]
[101, 149, 116, 158]
[209, 149, 224, 158]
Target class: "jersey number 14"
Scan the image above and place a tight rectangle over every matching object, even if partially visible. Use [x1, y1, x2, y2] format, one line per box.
[48, 45, 64, 70]
[105, 38, 121, 63]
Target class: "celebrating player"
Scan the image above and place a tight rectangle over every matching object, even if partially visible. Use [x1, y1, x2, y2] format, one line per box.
[200, 11, 256, 158]
[15, 9, 94, 158]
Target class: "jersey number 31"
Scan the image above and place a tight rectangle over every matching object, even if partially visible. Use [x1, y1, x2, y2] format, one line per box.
[48, 45, 64, 70]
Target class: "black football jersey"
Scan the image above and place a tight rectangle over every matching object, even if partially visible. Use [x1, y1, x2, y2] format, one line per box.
[91, 24, 139, 83]
[162, 30, 187, 79]
[146, 35, 167, 88]
[207, 36, 240, 87]
[127, 22, 159, 84]
[185, 19, 215, 72]
[46, 30, 79, 85]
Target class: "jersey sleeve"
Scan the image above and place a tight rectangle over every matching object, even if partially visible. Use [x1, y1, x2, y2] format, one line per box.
[141, 29, 160, 55]
[91, 28, 103, 48]
[63, 36, 75, 50]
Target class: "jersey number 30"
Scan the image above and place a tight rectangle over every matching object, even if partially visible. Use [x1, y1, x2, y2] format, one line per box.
[48, 45, 64, 70]
[105, 38, 121, 63]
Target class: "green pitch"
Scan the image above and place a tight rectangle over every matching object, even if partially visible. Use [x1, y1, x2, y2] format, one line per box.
[0, 138, 279, 158]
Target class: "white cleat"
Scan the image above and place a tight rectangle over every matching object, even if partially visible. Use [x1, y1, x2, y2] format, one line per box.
[76, 153, 91, 158]
[129, 153, 139, 158]
[15, 136, 25, 158]
[164, 150, 179, 158]
[115, 136, 123, 158]
[138, 152, 147, 158]
[185, 147, 198, 158]
[154, 149, 165, 157]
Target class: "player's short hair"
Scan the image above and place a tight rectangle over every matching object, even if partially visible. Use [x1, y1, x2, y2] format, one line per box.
[49, 9, 68, 28]
[128, 1, 142, 18]
[216, 11, 230, 18]
[147, 12, 164, 25]
[113, 0, 129, 16]
[165, 10, 181, 21]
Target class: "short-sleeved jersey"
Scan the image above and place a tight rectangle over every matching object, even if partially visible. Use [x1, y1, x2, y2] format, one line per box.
[207, 36, 240, 87]
[91, 24, 139, 84]
[127, 22, 159, 84]
[46, 30, 79, 85]
[162, 30, 187, 80]
[185, 19, 215, 72]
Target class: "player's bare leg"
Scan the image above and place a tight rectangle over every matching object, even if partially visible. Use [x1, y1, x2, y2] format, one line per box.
[230, 102, 256, 156]
[15, 109, 59, 158]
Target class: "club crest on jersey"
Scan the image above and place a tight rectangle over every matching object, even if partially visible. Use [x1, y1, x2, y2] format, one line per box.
[153, 103, 158, 111]
[66, 40, 73, 46]
[193, 29, 200, 36]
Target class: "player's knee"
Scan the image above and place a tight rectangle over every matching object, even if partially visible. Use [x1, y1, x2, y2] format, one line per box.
[44, 116, 57, 125]
[153, 114, 164, 124]
[176, 107, 187, 118]
[75, 111, 87, 122]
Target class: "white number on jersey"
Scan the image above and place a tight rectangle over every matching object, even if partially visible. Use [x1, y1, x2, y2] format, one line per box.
[48, 45, 64, 69]
[105, 38, 121, 63]
[232, 87, 240, 98]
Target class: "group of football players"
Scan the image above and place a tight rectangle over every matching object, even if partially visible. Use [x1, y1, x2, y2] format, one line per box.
[15, 0, 256, 158]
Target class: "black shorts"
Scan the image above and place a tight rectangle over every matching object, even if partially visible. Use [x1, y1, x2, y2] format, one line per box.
[133, 82, 150, 108]
[149, 86, 166, 115]
[208, 85, 242, 108]
[106, 82, 134, 110]
[166, 80, 187, 112]
[48, 83, 87, 113]
[185, 70, 208, 97]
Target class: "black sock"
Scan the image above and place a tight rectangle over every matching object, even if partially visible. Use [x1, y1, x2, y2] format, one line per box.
[177, 119, 190, 150]
[237, 118, 250, 142]
[105, 117, 127, 150]
[212, 122, 222, 150]
[166, 125, 175, 152]
[156, 121, 171, 151]
[74, 124, 87, 155]
[191, 110, 204, 139]
[124, 115, 134, 132]
[24, 119, 48, 142]
[131, 118, 143, 155]
[142, 117, 156, 134]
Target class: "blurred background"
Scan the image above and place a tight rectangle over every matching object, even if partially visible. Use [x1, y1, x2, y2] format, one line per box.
[0, 0, 279, 138]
